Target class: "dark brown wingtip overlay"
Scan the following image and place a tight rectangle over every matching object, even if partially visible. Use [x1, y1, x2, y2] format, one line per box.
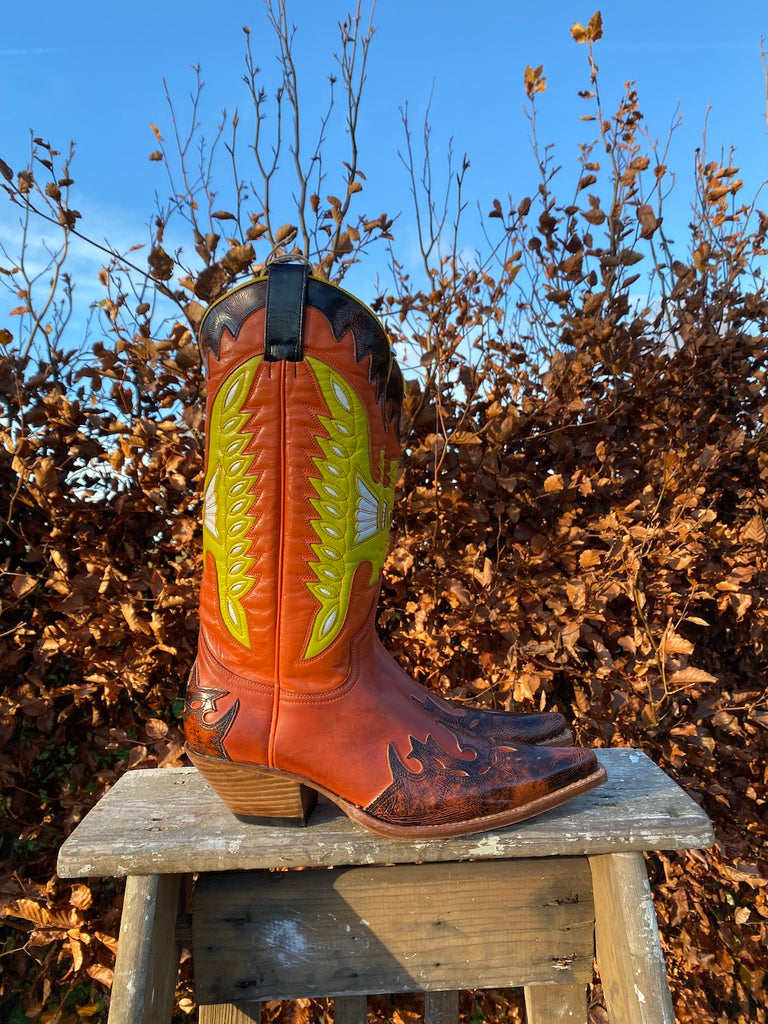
[183, 670, 239, 761]
[363, 718, 605, 837]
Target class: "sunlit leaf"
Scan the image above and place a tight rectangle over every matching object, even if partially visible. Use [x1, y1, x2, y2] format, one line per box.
[274, 223, 298, 243]
[669, 667, 718, 685]
[740, 515, 767, 544]
[523, 64, 546, 99]
[579, 550, 602, 569]
[87, 964, 114, 989]
[69, 884, 93, 911]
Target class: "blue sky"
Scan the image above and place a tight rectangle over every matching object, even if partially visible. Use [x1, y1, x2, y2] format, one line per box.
[1, 0, 767, 331]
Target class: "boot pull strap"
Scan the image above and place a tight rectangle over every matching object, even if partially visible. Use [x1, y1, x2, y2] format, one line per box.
[264, 261, 310, 362]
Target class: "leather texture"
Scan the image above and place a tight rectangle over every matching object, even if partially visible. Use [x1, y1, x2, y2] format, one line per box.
[185, 269, 603, 834]
[372, 641, 571, 746]
[264, 261, 309, 362]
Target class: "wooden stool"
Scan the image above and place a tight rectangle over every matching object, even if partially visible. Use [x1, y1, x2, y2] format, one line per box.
[57, 748, 713, 1024]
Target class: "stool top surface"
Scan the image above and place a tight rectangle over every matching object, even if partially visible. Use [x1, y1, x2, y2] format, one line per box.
[57, 748, 713, 878]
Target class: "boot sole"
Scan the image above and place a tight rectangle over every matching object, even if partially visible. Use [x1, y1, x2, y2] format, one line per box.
[186, 746, 607, 839]
[537, 728, 573, 747]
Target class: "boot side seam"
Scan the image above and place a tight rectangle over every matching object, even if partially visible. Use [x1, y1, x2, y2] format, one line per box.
[268, 360, 288, 768]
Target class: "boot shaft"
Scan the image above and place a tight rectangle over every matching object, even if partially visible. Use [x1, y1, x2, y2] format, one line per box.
[198, 266, 402, 691]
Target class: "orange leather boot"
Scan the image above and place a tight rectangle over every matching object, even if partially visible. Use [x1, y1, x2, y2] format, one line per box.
[184, 262, 606, 838]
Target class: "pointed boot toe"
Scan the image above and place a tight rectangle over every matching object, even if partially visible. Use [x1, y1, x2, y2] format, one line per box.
[357, 738, 605, 838]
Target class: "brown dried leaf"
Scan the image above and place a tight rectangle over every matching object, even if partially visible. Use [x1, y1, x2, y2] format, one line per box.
[274, 223, 298, 244]
[523, 64, 546, 99]
[69, 884, 93, 911]
[87, 964, 114, 989]
[638, 204, 659, 238]
[579, 549, 602, 569]
[11, 572, 37, 598]
[69, 934, 84, 972]
[450, 430, 481, 445]
[145, 718, 169, 739]
[94, 931, 119, 955]
[662, 631, 695, 656]
[669, 666, 718, 685]
[741, 515, 767, 544]
[119, 599, 152, 634]
[148, 244, 174, 281]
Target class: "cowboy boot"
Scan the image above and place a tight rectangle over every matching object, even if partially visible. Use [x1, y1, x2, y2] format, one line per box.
[184, 262, 605, 838]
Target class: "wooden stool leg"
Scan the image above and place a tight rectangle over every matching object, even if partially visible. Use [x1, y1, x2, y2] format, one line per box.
[108, 874, 181, 1024]
[589, 852, 675, 1024]
[199, 1004, 261, 1024]
[334, 995, 368, 1024]
[524, 983, 587, 1023]
[425, 991, 459, 1024]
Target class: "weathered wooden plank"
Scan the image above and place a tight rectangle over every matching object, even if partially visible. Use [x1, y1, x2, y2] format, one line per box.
[192, 859, 594, 1002]
[424, 991, 459, 1024]
[590, 852, 676, 1024]
[107, 874, 181, 1024]
[199, 1003, 261, 1024]
[333, 995, 368, 1024]
[524, 983, 587, 1023]
[57, 749, 714, 878]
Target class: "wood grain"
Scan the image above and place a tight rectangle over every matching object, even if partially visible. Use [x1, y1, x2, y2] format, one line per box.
[107, 874, 181, 1024]
[424, 991, 460, 1024]
[191, 859, 594, 1002]
[333, 996, 368, 1024]
[57, 749, 714, 879]
[524, 982, 587, 1023]
[591, 852, 676, 1024]
[198, 1003, 261, 1024]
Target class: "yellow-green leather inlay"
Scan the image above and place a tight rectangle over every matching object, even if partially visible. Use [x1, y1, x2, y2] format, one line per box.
[203, 356, 261, 647]
[305, 356, 397, 658]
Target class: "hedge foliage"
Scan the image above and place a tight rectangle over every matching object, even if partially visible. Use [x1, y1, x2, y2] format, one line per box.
[1, 9, 766, 1022]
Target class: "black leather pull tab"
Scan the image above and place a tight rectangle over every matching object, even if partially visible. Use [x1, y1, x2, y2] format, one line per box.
[264, 261, 309, 361]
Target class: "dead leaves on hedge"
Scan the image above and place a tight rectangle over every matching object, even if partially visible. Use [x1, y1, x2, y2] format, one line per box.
[1, 48, 768, 1024]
